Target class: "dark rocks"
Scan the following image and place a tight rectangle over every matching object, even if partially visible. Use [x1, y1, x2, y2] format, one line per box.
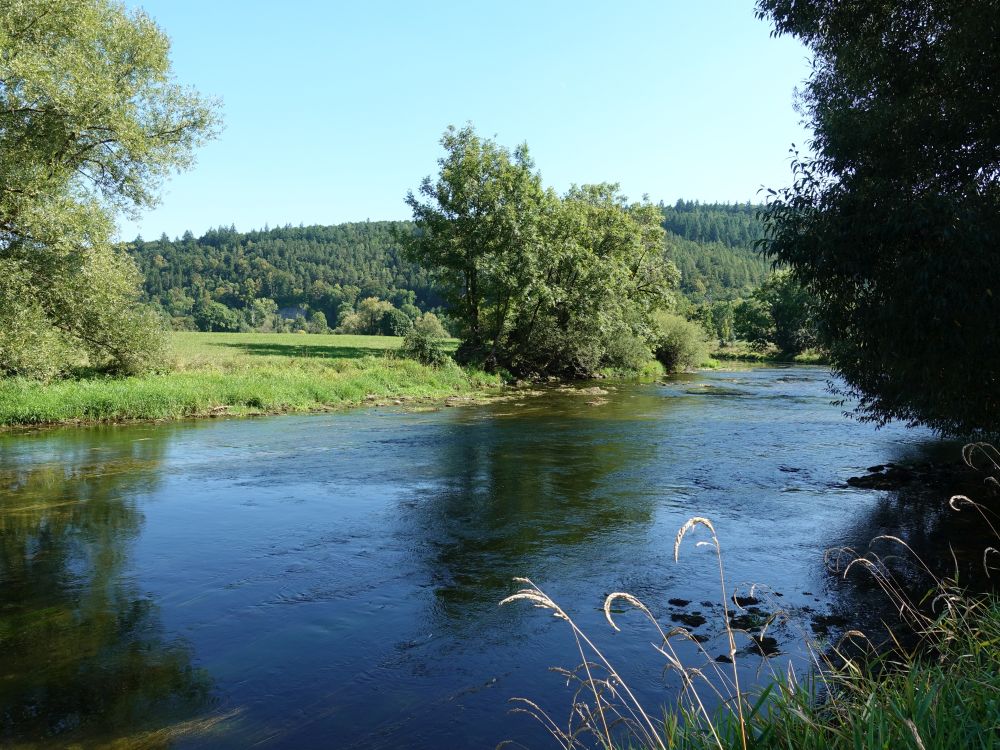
[847, 459, 972, 491]
[732, 594, 761, 607]
[670, 612, 707, 628]
[810, 613, 851, 636]
[728, 610, 768, 630]
[743, 635, 780, 657]
[667, 598, 691, 607]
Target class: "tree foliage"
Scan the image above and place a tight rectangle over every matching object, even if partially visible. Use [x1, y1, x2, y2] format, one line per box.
[650, 311, 710, 372]
[0, 0, 218, 377]
[757, 0, 1000, 434]
[126, 206, 771, 336]
[127, 222, 441, 330]
[661, 201, 771, 302]
[405, 126, 678, 377]
[733, 270, 816, 354]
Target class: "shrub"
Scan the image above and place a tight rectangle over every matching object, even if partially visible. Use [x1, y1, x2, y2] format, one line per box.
[380, 308, 413, 337]
[0, 247, 168, 378]
[651, 311, 709, 372]
[413, 312, 450, 339]
[602, 331, 655, 373]
[401, 328, 450, 367]
[308, 311, 328, 334]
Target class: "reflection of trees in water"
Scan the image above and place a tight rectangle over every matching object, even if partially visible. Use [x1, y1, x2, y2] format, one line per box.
[821, 451, 999, 643]
[405, 396, 664, 622]
[0, 428, 214, 746]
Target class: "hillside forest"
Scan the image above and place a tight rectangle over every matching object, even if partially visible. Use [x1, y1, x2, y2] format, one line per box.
[126, 201, 796, 352]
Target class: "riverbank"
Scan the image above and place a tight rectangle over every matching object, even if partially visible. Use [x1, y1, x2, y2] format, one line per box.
[0, 332, 503, 428]
[660, 591, 1000, 750]
[709, 340, 828, 365]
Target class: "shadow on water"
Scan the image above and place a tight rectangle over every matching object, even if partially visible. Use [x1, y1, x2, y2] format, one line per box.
[217, 342, 395, 359]
[0, 427, 217, 748]
[818, 439, 1000, 644]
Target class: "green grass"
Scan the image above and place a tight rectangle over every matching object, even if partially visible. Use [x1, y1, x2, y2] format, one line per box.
[660, 595, 1000, 750]
[0, 332, 501, 427]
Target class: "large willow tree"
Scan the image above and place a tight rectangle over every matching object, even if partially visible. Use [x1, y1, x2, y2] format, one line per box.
[0, 0, 218, 377]
[757, 0, 1000, 435]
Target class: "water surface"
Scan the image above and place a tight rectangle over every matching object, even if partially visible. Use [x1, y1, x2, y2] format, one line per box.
[0, 367, 978, 748]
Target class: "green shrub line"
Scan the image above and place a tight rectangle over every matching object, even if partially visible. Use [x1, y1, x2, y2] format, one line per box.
[0, 360, 502, 427]
[0, 330, 823, 428]
[0, 329, 731, 428]
[710, 341, 828, 365]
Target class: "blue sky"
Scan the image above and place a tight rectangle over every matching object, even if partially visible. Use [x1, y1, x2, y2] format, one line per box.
[119, 1, 813, 240]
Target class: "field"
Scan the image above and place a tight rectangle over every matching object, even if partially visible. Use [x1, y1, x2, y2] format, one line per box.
[0, 332, 501, 428]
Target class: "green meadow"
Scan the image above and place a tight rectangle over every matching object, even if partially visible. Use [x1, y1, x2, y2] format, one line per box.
[0, 332, 502, 428]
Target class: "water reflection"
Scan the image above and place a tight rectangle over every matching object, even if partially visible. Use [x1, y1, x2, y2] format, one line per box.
[0, 428, 215, 747]
[412, 390, 662, 617]
[0, 371, 982, 749]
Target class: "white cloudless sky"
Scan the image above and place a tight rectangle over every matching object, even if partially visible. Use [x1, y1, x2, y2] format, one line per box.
[119, 0, 813, 240]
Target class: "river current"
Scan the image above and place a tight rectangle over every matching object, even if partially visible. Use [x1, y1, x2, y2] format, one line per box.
[0, 366, 980, 748]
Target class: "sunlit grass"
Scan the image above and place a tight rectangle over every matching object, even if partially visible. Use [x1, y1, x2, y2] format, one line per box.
[0, 332, 499, 427]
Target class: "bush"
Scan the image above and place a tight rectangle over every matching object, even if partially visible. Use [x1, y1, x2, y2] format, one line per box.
[401, 328, 450, 367]
[650, 311, 709, 372]
[413, 312, 450, 339]
[380, 308, 413, 337]
[0, 247, 168, 378]
[602, 331, 654, 373]
[308, 311, 328, 334]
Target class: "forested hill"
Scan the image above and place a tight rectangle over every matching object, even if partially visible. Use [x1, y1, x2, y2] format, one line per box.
[127, 221, 441, 325]
[660, 200, 771, 300]
[126, 201, 770, 330]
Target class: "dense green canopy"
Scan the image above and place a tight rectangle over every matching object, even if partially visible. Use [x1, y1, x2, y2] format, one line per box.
[405, 125, 678, 376]
[0, 0, 217, 377]
[757, 0, 1000, 435]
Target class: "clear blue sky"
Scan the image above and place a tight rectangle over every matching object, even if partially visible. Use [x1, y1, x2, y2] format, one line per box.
[119, 0, 813, 241]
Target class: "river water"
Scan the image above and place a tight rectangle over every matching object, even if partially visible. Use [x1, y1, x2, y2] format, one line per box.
[0, 366, 984, 748]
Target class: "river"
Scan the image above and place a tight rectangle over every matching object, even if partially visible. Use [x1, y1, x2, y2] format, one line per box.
[0, 366, 984, 748]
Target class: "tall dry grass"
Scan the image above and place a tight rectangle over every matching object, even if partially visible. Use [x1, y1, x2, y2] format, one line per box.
[501, 444, 1000, 750]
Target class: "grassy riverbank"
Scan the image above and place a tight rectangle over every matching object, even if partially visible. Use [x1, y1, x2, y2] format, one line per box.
[663, 595, 1000, 750]
[0, 332, 503, 427]
[508, 502, 1000, 750]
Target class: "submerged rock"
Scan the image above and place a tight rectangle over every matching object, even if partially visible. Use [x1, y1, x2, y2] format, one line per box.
[670, 612, 707, 628]
[846, 459, 973, 491]
[743, 635, 780, 657]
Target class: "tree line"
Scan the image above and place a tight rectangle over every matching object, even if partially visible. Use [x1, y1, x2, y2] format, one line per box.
[5, 0, 990, 436]
[123, 201, 775, 338]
